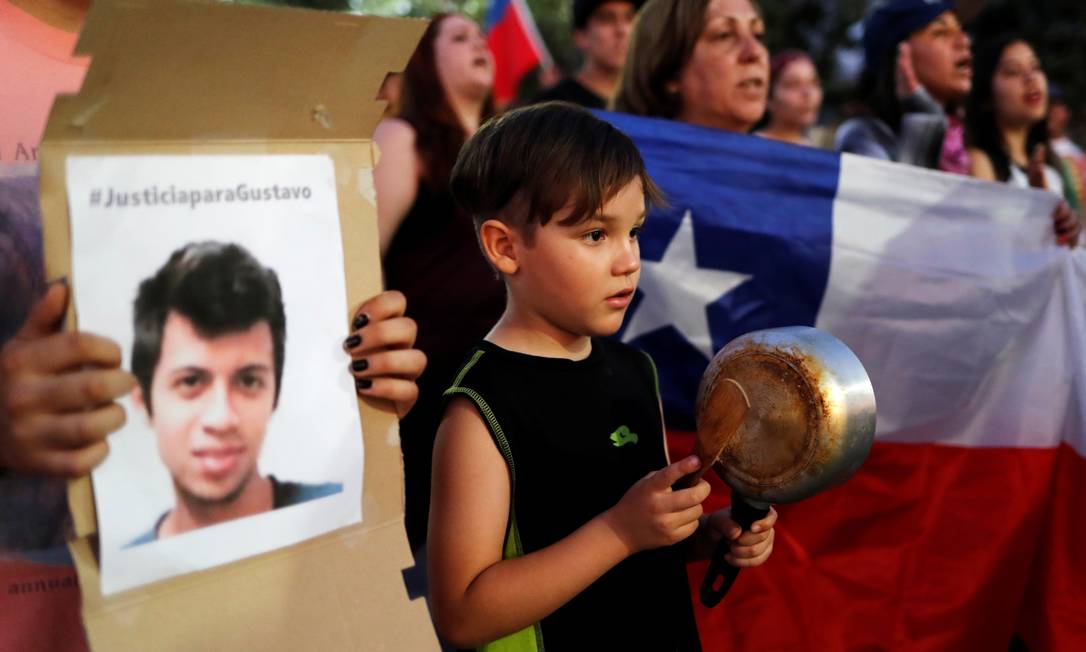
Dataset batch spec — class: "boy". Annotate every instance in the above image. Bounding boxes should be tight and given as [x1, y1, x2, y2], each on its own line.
[429, 102, 777, 650]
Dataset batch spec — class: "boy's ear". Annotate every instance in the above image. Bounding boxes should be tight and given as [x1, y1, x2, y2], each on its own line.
[479, 219, 520, 275]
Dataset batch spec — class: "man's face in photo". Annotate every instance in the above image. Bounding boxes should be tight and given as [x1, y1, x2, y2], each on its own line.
[140, 311, 277, 507]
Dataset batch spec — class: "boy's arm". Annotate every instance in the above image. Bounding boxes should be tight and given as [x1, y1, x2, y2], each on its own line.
[646, 353, 778, 566]
[428, 397, 708, 649]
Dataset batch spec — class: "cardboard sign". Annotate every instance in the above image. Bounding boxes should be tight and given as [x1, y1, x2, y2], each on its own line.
[39, 0, 437, 648]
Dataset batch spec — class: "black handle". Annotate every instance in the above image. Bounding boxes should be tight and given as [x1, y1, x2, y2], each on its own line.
[699, 495, 770, 607]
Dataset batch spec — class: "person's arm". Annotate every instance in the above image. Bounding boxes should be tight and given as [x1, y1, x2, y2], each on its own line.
[1027, 145, 1083, 248]
[373, 118, 420, 258]
[968, 147, 997, 181]
[645, 375, 776, 567]
[835, 119, 894, 160]
[428, 397, 709, 648]
[889, 42, 947, 168]
[0, 282, 135, 476]
[970, 145, 1082, 248]
[343, 290, 426, 418]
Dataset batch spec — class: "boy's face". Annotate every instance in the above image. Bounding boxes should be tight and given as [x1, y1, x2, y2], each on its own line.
[513, 178, 646, 339]
[137, 312, 277, 507]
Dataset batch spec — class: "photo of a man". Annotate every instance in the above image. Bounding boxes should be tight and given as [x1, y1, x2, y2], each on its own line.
[126, 241, 341, 546]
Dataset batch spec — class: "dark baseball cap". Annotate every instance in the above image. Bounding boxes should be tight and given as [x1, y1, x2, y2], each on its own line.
[572, 0, 643, 29]
[862, 0, 955, 71]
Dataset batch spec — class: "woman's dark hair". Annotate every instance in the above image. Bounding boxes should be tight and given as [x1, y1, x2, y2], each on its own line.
[860, 52, 907, 133]
[613, 0, 710, 119]
[966, 34, 1056, 183]
[398, 14, 495, 191]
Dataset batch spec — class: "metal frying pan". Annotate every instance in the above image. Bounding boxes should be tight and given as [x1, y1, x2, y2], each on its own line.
[688, 326, 877, 607]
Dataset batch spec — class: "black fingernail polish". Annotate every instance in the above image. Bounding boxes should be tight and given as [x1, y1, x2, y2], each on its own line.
[351, 358, 369, 372]
[343, 334, 361, 349]
[355, 378, 372, 390]
[352, 313, 369, 330]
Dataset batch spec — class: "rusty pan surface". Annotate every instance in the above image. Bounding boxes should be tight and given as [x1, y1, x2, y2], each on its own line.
[695, 326, 876, 504]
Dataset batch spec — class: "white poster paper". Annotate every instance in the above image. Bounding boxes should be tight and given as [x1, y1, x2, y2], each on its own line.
[67, 155, 364, 595]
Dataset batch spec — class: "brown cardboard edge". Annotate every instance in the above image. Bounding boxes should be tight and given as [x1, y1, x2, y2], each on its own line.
[42, 139, 437, 651]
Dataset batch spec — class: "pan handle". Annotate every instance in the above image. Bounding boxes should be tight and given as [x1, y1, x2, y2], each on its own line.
[699, 495, 770, 607]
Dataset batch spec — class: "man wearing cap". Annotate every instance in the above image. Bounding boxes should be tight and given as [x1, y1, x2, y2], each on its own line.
[531, 0, 640, 109]
[835, 0, 972, 171]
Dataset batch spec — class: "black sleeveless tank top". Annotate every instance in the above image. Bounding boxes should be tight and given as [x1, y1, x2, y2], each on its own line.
[444, 338, 701, 651]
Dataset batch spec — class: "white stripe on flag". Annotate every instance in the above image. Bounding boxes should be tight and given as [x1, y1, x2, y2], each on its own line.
[817, 154, 1077, 450]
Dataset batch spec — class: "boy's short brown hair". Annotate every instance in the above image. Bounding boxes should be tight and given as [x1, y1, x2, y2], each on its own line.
[450, 102, 663, 240]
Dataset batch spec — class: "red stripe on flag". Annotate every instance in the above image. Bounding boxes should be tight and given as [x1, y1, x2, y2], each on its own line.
[487, 7, 542, 105]
[1017, 442, 1086, 650]
[667, 431, 1077, 650]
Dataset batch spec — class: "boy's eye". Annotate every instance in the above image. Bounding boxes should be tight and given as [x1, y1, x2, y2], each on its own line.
[584, 229, 605, 243]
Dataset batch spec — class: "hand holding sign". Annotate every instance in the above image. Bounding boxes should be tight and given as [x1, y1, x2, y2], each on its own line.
[0, 281, 134, 477]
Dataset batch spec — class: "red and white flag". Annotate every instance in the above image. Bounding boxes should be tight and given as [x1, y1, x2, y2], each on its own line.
[484, 0, 552, 106]
[599, 111, 1086, 650]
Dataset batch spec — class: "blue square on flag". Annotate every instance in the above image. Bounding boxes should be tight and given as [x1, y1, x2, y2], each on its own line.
[597, 111, 839, 429]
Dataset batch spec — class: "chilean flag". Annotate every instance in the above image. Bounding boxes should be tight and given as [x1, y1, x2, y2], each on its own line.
[485, 0, 552, 106]
[598, 110, 1086, 650]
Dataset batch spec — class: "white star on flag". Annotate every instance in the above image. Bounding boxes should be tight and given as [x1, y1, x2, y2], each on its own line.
[622, 209, 752, 359]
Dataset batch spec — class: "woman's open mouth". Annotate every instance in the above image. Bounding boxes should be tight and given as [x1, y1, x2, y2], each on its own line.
[738, 78, 765, 92]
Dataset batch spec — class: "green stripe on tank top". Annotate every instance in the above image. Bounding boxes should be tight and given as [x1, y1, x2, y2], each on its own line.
[445, 353, 545, 652]
[641, 351, 661, 401]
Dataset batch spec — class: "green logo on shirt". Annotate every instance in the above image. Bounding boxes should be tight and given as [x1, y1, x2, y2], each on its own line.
[610, 425, 639, 447]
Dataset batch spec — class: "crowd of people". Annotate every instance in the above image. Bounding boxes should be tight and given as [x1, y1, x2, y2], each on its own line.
[375, 0, 1085, 603]
[2, 0, 1085, 650]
